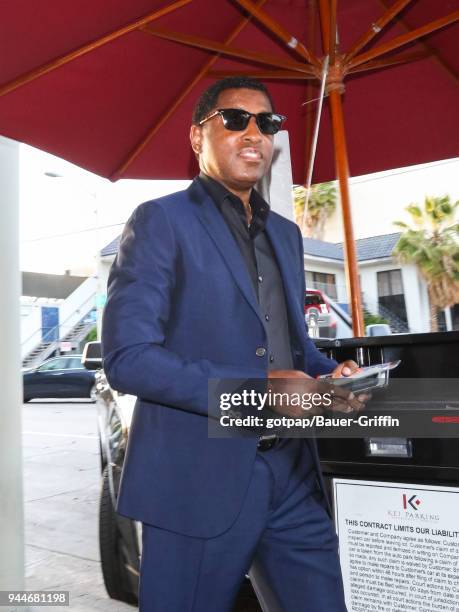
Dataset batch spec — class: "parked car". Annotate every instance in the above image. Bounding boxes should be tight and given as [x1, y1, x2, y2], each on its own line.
[82, 342, 260, 609]
[23, 354, 96, 402]
[304, 289, 337, 339]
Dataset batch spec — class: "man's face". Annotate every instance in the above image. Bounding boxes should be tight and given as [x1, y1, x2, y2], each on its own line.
[190, 88, 275, 193]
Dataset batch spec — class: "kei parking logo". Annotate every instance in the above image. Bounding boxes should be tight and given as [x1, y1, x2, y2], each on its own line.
[403, 493, 421, 510]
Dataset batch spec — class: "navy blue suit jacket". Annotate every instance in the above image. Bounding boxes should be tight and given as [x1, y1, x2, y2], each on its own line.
[102, 179, 337, 538]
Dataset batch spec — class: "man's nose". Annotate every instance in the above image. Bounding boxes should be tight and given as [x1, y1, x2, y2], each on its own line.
[242, 116, 262, 140]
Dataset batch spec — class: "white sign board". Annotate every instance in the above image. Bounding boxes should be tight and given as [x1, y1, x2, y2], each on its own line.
[256, 130, 295, 222]
[334, 478, 459, 612]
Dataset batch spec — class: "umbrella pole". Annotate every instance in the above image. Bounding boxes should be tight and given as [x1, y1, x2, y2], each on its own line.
[328, 89, 364, 336]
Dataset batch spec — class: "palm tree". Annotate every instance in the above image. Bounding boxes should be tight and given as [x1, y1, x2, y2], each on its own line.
[294, 182, 337, 239]
[392, 195, 459, 332]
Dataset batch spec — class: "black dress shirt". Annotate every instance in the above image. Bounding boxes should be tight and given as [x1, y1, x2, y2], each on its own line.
[198, 173, 294, 370]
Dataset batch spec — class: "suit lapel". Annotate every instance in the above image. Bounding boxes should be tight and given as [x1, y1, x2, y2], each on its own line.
[188, 181, 264, 327]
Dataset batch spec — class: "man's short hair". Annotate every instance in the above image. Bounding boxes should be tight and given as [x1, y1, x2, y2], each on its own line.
[192, 76, 275, 125]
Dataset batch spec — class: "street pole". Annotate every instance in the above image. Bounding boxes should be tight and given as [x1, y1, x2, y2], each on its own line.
[0, 137, 24, 591]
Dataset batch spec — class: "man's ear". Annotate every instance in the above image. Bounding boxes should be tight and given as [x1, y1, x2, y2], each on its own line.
[190, 125, 203, 158]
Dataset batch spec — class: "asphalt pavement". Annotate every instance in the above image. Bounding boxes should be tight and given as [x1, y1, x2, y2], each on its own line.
[23, 400, 134, 612]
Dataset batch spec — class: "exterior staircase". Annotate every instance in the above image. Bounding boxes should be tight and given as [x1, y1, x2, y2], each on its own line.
[374, 302, 410, 334]
[21, 277, 98, 369]
[22, 309, 96, 369]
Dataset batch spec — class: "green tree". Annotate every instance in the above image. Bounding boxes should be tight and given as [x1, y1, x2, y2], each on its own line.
[392, 195, 459, 332]
[364, 310, 388, 328]
[83, 326, 98, 343]
[294, 182, 337, 239]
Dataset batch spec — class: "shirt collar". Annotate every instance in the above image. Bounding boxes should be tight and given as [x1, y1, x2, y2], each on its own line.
[198, 172, 270, 236]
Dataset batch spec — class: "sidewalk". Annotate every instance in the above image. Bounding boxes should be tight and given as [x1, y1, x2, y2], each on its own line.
[23, 400, 133, 612]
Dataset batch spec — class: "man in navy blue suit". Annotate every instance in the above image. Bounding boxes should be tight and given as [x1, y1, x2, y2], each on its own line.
[102, 76, 365, 611]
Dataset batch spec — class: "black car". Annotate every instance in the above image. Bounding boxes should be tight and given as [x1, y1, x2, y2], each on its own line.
[82, 341, 260, 610]
[23, 354, 96, 402]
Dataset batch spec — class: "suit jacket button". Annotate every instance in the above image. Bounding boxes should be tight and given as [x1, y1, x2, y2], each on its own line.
[256, 347, 266, 357]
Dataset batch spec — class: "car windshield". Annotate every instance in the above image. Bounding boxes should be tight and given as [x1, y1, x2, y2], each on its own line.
[68, 358, 84, 369]
[305, 294, 323, 306]
[37, 356, 83, 371]
[38, 358, 68, 371]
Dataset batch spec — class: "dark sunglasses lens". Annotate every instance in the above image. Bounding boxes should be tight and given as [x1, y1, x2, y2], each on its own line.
[221, 109, 250, 131]
[219, 109, 285, 134]
[257, 113, 283, 135]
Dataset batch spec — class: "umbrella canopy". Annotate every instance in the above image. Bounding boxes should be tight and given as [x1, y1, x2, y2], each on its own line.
[0, 0, 457, 182]
[1, 0, 458, 334]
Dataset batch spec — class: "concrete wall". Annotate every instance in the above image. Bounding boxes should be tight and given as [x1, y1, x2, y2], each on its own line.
[401, 263, 430, 333]
[0, 136, 24, 592]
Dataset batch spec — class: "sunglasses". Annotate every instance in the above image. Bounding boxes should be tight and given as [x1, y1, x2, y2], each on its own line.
[199, 108, 286, 135]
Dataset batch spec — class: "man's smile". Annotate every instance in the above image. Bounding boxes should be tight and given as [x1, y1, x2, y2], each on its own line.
[238, 147, 263, 161]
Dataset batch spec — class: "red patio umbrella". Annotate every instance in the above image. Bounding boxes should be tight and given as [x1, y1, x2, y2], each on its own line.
[1, 0, 458, 334]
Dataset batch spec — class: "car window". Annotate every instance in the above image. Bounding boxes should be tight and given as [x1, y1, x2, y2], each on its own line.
[38, 358, 68, 371]
[67, 357, 84, 369]
[305, 294, 323, 307]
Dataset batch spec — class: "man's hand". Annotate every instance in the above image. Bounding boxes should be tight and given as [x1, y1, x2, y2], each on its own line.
[267, 369, 368, 417]
[330, 359, 361, 378]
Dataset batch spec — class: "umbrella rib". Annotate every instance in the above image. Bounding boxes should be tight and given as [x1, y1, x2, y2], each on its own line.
[318, 0, 331, 56]
[232, 0, 320, 68]
[302, 0, 319, 185]
[344, 0, 413, 63]
[377, 0, 458, 85]
[0, 0, 192, 98]
[348, 49, 430, 74]
[328, 0, 337, 65]
[349, 10, 459, 70]
[142, 27, 313, 74]
[208, 70, 315, 80]
[110, 0, 274, 179]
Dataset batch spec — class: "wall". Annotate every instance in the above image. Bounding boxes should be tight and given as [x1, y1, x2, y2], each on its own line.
[304, 257, 347, 302]
[0, 136, 24, 591]
[20, 277, 97, 358]
[323, 159, 459, 243]
[359, 261, 430, 333]
[305, 255, 432, 334]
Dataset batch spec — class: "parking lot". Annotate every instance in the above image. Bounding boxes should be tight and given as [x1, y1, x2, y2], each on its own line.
[23, 400, 134, 612]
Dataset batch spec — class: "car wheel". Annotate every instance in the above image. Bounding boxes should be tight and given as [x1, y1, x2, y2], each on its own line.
[98, 435, 107, 473]
[99, 467, 137, 604]
[89, 384, 97, 402]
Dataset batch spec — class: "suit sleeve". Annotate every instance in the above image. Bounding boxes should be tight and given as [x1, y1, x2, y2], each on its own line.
[101, 201, 266, 418]
[296, 226, 338, 377]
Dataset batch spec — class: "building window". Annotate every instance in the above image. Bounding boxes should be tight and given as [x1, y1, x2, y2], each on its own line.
[306, 272, 337, 300]
[377, 269, 408, 323]
[452, 304, 459, 331]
